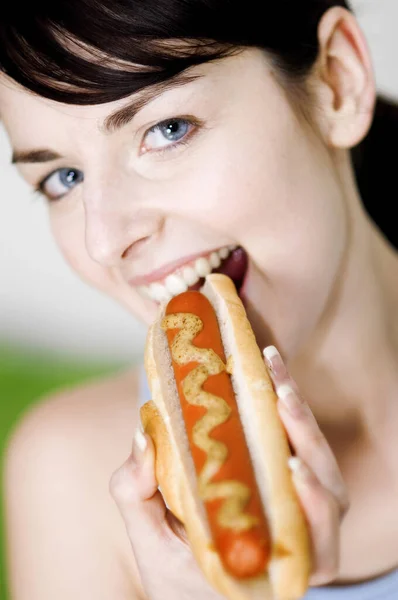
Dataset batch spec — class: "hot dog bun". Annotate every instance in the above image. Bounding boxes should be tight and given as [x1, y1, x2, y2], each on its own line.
[141, 273, 311, 600]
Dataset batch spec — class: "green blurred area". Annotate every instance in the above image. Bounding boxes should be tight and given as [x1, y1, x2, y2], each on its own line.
[0, 342, 122, 600]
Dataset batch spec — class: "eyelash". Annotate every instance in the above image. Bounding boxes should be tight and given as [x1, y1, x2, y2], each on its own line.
[34, 116, 202, 201]
[33, 181, 52, 200]
[148, 135, 190, 157]
[33, 169, 82, 202]
[140, 116, 202, 157]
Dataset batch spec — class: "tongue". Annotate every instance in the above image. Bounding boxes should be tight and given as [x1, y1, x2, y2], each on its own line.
[215, 247, 248, 288]
[190, 247, 248, 292]
[189, 248, 247, 292]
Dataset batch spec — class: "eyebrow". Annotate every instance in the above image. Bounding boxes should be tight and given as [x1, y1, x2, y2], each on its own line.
[11, 74, 199, 163]
[11, 149, 62, 165]
[102, 74, 198, 134]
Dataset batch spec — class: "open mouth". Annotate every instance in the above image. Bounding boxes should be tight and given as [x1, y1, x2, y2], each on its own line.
[137, 246, 249, 304]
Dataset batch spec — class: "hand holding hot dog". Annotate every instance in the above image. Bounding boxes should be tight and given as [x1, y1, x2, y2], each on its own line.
[110, 432, 225, 600]
[263, 346, 350, 587]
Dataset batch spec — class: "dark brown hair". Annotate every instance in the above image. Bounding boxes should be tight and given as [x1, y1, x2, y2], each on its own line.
[0, 0, 396, 247]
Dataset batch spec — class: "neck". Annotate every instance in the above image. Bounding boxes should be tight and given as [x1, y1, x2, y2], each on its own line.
[290, 160, 398, 444]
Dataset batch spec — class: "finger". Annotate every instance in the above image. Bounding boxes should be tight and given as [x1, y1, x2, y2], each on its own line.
[110, 428, 186, 552]
[264, 346, 349, 518]
[110, 428, 188, 547]
[288, 457, 341, 586]
[277, 384, 349, 516]
[110, 429, 164, 536]
[263, 345, 300, 391]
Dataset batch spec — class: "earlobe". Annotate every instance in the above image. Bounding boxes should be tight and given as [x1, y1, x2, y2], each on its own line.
[314, 7, 376, 149]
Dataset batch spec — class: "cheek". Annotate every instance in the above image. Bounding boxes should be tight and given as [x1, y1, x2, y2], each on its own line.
[237, 138, 348, 353]
[171, 110, 346, 270]
[171, 110, 348, 352]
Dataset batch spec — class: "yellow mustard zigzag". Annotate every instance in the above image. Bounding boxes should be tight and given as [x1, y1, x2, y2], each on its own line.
[162, 313, 258, 532]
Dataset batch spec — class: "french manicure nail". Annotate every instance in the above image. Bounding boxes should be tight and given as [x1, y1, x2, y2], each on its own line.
[288, 456, 312, 483]
[263, 345, 280, 368]
[263, 345, 287, 380]
[277, 384, 303, 417]
[132, 428, 147, 462]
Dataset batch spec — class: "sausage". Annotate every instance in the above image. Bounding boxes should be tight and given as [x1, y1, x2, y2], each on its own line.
[162, 291, 271, 579]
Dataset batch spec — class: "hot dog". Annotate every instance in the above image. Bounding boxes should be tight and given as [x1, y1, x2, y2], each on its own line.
[141, 274, 311, 600]
[164, 291, 270, 579]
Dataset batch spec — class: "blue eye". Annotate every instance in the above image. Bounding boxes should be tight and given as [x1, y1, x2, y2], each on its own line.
[40, 167, 84, 201]
[159, 120, 189, 142]
[142, 118, 193, 152]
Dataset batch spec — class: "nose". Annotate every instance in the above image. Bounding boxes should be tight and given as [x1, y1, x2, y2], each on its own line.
[83, 187, 162, 267]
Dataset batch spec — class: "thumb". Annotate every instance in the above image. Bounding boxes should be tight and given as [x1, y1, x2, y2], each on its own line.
[110, 428, 168, 549]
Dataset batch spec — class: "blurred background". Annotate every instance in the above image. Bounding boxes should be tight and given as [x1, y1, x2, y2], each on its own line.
[1, 1, 398, 598]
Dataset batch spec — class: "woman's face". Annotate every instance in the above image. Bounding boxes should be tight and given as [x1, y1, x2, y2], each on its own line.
[0, 49, 348, 355]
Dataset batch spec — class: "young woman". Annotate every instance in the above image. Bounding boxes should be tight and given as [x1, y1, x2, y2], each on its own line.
[2, 1, 398, 598]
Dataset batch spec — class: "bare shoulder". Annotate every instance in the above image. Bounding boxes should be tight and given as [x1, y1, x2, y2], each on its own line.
[5, 367, 142, 485]
[4, 367, 146, 600]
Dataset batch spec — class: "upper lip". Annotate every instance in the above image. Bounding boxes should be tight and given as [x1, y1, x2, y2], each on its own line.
[128, 247, 224, 287]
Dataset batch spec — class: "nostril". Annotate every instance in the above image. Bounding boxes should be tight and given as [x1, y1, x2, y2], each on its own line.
[122, 236, 151, 260]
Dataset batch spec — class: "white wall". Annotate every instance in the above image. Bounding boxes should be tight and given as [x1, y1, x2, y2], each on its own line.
[1, 0, 397, 362]
[352, 0, 398, 98]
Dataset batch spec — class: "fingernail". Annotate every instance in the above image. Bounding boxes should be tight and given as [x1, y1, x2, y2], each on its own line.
[277, 384, 303, 418]
[263, 345, 288, 380]
[132, 428, 147, 463]
[288, 457, 313, 483]
[263, 345, 279, 371]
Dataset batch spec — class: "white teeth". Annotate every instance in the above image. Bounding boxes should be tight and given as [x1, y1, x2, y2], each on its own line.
[209, 251, 221, 269]
[182, 266, 200, 286]
[165, 274, 188, 295]
[149, 282, 171, 303]
[219, 247, 230, 260]
[138, 244, 239, 303]
[195, 257, 212, 278]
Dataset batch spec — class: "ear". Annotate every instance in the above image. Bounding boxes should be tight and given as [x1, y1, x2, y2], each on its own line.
[312, 7, 376, 148]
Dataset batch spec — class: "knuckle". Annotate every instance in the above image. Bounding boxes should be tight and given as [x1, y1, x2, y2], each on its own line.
[310, 495, 332, 526]
[311, 547, 340, 586]
[308, 487, 339, 527]
[109, 463, 138, 505]
[339, 494, 351, 519]
[311, 563, 339, 586]
[308, 426, 327, 449]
